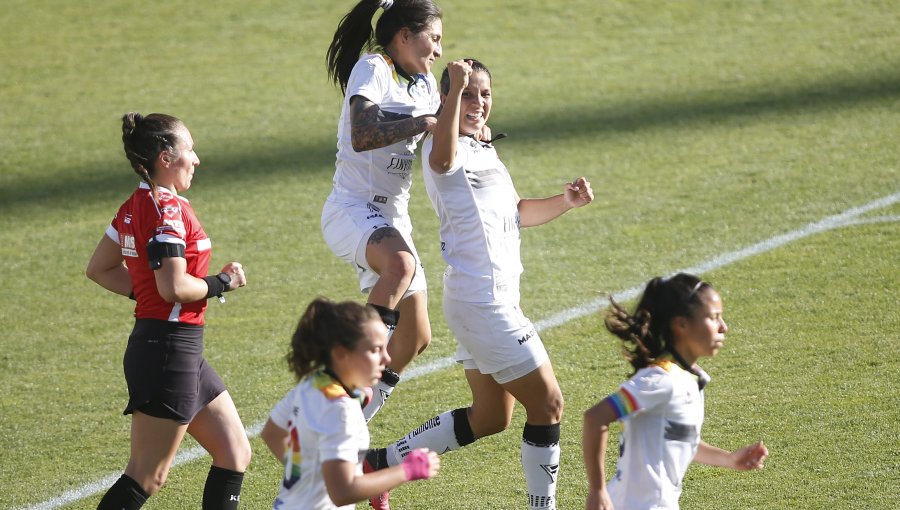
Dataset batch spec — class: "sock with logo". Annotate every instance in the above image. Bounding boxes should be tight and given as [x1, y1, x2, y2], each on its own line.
[362, 367, 400, 422]
[202, 465, 244, 510]
[384, 408, 476, 466]
[521, 423, 560, 510]
[96, 474, 149, 510]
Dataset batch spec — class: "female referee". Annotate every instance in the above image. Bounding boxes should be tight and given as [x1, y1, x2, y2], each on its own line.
[582, 274, 768, 510]
[321, 0, 445, 423]
[86, 113, 250, 509]
[364, 59, 594, 510]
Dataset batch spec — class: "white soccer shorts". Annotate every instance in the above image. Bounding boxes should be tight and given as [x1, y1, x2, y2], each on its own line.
[321, 200, 426, 297]
[444, 297, 549, 384]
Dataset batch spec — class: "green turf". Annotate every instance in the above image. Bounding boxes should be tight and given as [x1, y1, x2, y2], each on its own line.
[1, 0, 898, 508]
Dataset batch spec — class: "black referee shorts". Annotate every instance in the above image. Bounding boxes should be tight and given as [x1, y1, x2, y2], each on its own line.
[123, 319, 226, 424]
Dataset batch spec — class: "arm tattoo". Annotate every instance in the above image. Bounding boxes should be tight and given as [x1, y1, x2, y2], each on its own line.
[350, 97, 432, 152]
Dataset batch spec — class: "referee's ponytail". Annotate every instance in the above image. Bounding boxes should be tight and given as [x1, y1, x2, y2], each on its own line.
[287, 297, 382, 380]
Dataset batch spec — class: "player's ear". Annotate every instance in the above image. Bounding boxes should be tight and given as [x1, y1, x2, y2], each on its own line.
[157, 151, 172, 168]
[670, 315, 689, 338]
[331, 345, 350, 364]
[398, 27, 412, 45]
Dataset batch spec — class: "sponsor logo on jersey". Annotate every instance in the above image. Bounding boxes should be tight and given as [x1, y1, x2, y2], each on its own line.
[161, 204, 180, 218]
[120, 234, 138, 257]
[373, 195, 388, 204]
[664, 420, 698, 442]
[503, 215, 519, 233]
[123, 214, 132, 225]
[386, 151, 415, 179]
[160, 219, 186, 237]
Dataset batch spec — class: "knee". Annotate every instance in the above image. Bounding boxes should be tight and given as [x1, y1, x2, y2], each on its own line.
[547, 391, 564, 423]
[127, 469, 168, 496]
[229, 438, 253, 472]
[234, 440, 252, 472]
[211, 436, 252, 472]
[381, 250, 417, 282]
[416, 329, 431, 353]
[529, 390, 564, 424]
[471, 409, 511, 438]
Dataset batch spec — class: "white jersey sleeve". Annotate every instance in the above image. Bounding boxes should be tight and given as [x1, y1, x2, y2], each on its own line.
[346, 55, 390, 106]
[607, 365, 674, 420]
[269, 386, 298, 430]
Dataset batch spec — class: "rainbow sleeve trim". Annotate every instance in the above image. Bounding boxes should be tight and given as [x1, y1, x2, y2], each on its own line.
[606, 387, 640, 419]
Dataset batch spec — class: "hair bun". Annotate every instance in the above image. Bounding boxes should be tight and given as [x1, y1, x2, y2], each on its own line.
[121, 112, 143, 138]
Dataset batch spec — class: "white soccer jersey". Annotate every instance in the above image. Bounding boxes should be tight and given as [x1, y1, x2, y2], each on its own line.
[604, 360, 706, 510]
[270, 372, 368, 510]
[422, 135, 523, 303]
[326, 52, 440, 219]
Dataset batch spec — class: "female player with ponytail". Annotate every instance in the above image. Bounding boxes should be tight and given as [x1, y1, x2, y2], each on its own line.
[320, 0, 445, 423]
[260, 298, 439, 510]
[86, 113, 250, 509]
[582, 273, 769, 510]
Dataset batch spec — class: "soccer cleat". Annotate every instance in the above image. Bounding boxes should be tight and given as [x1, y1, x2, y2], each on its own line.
[363, 456, 390, 510]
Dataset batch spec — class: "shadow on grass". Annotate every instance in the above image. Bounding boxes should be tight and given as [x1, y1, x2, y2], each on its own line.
[3, 66, 899, 213]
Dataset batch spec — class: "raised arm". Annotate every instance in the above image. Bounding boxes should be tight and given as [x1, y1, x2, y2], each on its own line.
[429, 60, 472, 173]
[518, 176, 594, 228]
[349, 96, 437, 152]
[582, 399, 618, 510]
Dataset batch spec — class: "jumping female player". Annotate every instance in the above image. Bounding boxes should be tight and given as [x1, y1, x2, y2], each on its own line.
[582, 274, 769, 510]
[321, 0, 445, 423]
[364, 59, 594, 510]
[86, 113, 250, 509]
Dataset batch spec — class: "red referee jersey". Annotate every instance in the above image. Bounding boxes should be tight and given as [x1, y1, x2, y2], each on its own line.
[106, 183, 212, 324]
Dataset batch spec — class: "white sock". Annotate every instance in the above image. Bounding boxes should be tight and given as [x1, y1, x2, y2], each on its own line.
[362, 368, 399, 422]
[522, 423, 560, 510]
[385, 409, 475, 466]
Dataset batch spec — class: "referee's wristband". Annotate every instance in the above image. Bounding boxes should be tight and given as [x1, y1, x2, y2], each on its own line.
[202, 275, 227, 299]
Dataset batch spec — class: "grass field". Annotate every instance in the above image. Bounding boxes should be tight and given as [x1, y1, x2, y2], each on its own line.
[1, 0, 898, 509]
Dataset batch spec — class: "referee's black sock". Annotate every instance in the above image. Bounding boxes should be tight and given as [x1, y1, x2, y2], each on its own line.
[96, 474, 148, 510]
[202, 465, 244, 510]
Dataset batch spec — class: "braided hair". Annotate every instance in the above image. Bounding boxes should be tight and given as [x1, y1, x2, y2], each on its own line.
[121, 112, 183, 204]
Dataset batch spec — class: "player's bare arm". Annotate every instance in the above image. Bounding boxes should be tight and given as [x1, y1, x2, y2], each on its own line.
[349, 96, 436, 152]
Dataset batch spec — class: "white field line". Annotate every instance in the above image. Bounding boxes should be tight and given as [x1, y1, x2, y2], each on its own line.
[20, 191, 900, 510]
